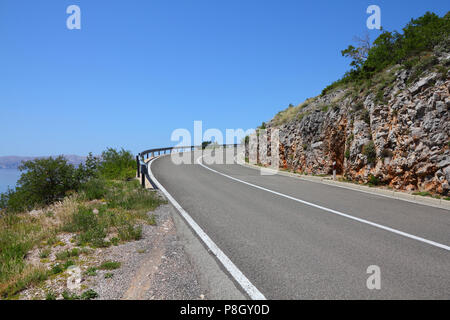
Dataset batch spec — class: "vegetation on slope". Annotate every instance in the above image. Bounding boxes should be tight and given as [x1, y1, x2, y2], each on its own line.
[323, 11, 449, 95]
[271, 11, 449, 127]
[0, 148, 164, 299]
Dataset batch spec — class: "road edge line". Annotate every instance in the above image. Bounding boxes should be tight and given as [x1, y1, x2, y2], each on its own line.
[237, 157, 450, 212]
[147, 155, 267, 300]
[198, 155, 450, 252]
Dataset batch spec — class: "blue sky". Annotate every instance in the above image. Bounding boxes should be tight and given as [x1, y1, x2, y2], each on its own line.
[0, 0, 448, 156]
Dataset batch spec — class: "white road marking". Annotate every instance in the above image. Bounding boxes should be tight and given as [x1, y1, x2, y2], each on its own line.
[235, 156, 450, 212]
[147, 156, 267, 300]
[197, 156, 450, 252]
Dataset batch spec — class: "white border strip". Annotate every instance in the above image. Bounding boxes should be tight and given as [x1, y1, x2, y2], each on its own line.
[148, 156, 267, 300]
[197, 156, 450, 252]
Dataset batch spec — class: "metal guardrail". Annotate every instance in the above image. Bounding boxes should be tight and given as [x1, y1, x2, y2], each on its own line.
[137, 144, 240, 189]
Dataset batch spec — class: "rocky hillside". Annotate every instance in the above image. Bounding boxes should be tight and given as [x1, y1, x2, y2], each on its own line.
[258, 44, 450, 195]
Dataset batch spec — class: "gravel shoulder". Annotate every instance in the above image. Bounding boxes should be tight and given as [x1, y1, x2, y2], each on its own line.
[92, 189, 246, 300]
[20, 188, 246, 300]
[92, 198, 207, 300]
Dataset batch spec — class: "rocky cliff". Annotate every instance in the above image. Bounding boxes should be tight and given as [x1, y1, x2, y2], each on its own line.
[259, 49, 450, 195]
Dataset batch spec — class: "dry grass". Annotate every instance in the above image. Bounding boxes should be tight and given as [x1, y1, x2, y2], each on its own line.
[272, 98, 316, 126]
[0, 180, 163, 299]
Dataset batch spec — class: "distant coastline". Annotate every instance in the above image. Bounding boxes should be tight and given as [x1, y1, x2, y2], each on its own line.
[0, 155, 86, 169]
[0, 168, 22, 193]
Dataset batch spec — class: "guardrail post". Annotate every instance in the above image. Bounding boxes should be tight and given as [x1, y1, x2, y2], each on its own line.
[136, 155, 140, 178]
[141, 165, 145, 188]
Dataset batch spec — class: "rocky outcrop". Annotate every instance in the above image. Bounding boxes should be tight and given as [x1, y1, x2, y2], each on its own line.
[259, 55, 450, 195]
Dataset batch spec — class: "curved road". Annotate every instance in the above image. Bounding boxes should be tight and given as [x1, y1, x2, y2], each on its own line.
[150, 149, 450, 299]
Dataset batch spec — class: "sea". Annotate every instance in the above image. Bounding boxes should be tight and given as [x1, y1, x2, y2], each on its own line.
[0, 168, 21, 193]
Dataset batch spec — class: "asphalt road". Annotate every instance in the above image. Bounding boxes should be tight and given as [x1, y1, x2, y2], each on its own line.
[151, 149, 450, 299]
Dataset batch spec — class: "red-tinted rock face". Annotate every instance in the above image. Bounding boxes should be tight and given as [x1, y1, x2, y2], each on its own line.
[260, 62, 450, 195]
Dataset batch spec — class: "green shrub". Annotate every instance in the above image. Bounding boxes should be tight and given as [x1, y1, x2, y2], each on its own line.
[63, 288, 99, 300]
[106, 183, 162, 212]
[363, 141, 377, 165]
[1, 157, 81, 213]
[412, 191, 432, 197]
[98, 148, 136, 180]
[64, 207, 98, 233]
[0, 227, 35, 287]
[80, 178, 108, 201]
[345, 149, 350, 159]
[110, 237, 120, 246]
[62, 290, 80, 300]
[77, 227, 108, 248]
[99, 261, 121, 270]
[46, 291, 57, 300]
[63, 206, 108, 248]
[85, 267, 97, 276]
[63, 260, 75, 269]
[117, 223, 142, 241]
[324, 12, 449, 93]
[375, 88, 387, 104]
[81, 289, 99, 300]
[368, 175, 380, 186]
[51, 263, 64, 275]
[39, 248, 51, 259]
[1, 268, 48, 298]
[77, 153, 101, 182]
[55, 248, 80, 261]
[19, 157, 80, 206]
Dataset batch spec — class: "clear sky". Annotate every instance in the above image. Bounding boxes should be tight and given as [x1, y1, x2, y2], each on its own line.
[1, 0, 448, 156]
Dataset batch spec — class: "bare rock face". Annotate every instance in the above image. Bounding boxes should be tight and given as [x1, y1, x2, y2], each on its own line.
[261, 61, 450, 195]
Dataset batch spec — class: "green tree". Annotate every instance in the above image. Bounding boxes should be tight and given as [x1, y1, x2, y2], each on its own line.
[334, 11, 450, 87]
[5, 156, 80, 212]
[76, 152, 101, 183]
[98, 148, 136, 180]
